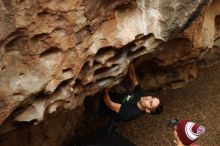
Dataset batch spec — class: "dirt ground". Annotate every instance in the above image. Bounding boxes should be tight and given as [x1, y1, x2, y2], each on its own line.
[72, 64, 220, 146]
[118, 65, 220, 146]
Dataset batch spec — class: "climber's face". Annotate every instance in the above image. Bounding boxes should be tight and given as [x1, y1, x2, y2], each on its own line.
[140, 96, 160, 113]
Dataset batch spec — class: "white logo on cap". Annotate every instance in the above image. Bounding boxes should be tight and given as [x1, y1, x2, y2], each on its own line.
[185, 122, 199, 141]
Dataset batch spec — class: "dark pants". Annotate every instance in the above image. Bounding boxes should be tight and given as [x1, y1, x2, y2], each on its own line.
[84, 91, 128, 133]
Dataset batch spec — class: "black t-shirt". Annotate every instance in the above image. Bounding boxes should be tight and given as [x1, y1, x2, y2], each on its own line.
[116, 85, 148, 121]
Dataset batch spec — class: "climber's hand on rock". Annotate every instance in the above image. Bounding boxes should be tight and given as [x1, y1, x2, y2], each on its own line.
[128, 64, 138, 87]
[128, 64, 135, 79]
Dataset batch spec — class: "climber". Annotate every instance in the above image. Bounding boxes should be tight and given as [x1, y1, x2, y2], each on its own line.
[173, 119, 206, 146]
[102, 64, 163, 121]
[101, 64, 163, 132]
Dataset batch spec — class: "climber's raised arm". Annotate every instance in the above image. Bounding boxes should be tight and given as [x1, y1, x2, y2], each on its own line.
[128, 64, 139, 88]
[102, 88, 121, 113]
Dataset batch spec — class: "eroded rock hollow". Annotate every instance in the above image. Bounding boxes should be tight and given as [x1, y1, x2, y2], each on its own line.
[0, 0, 220, 145]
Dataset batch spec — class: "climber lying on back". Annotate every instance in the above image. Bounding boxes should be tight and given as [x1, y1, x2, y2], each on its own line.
[102, 64, 163, 121]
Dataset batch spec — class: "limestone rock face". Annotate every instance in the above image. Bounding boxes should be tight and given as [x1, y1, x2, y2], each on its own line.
[137, 0, 220, 90]
[1, 0, 220, 145]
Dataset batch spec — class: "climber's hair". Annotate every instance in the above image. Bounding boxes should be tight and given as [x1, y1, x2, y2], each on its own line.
[150, 100, 163, 115]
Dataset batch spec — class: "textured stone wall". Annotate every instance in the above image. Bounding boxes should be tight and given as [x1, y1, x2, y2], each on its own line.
[136, 0, 220, 90]
[0, 0, 220, 145]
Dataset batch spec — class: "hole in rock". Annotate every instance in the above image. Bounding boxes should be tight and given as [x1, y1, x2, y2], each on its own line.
[94, 64, 117, 75]
[37, 10, 51, 16]
[39, 47, 61, 58]
[18, 73, 24, 76]
[62, 68, 72, 73]
[5, 37, 26, 52]
[81, 61, 90, 71]
[96, 46, 114, 55]
[75, 79, 82, 86]
[31, 33, 48, 41]
[215, 15, 220, 28]
[1, 66, 6, 70]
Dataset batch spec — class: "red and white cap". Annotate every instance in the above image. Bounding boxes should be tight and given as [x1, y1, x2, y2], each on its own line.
[176, 120, 205, 145]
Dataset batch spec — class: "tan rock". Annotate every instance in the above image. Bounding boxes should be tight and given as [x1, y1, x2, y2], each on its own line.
[1, 1, 220, 145]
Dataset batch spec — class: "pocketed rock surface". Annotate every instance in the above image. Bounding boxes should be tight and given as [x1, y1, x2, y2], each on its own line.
[1, 0, 220, 145]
